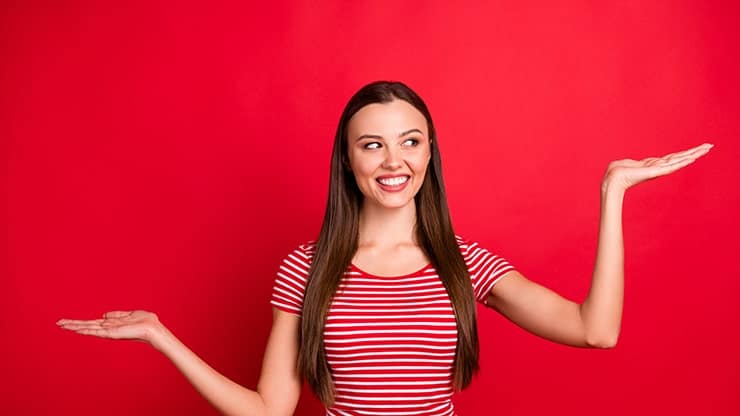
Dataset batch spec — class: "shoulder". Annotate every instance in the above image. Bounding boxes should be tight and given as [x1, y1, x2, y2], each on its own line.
[278, 241, 317, 277]
[454, 235, 484, 258]
[271, 240, 317, 315]
[454, 235, 517, 302]
[454, 234, 514, 275]
[291, 241, 317, 261]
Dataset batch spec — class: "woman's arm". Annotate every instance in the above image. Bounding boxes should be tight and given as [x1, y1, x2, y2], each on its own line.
[485, 143, 713, 348]
[57, 308, 302, 416]
[485, 184, 623, 348]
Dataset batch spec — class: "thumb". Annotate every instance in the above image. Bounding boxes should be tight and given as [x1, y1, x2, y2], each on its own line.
[103, 311, 132, 319]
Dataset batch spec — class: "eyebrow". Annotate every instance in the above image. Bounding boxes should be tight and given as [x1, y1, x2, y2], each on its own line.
[355, 128, 424, 142]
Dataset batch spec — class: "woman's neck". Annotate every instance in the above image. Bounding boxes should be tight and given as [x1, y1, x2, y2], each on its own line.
[357, 201, 418, 247]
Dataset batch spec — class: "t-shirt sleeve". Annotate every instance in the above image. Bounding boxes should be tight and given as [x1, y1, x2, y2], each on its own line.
[269, 242, 315, 316]
[457, 236, 517, 304]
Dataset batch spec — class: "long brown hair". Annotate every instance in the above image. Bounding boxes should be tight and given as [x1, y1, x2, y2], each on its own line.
[298, 81, 478, 406]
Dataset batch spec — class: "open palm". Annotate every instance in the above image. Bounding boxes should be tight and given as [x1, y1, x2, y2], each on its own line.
[604, 143, 713, 191]
[57, 310, 161, 343]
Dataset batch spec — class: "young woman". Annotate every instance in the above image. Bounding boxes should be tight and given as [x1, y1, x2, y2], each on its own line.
[57, 81, 713, 416]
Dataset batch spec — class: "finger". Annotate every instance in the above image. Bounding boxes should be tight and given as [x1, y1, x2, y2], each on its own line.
[651, 144, 708, 165]
[103, 311, 132, 319]
[650, 157, 697, 176]
[667, 143, 710, 157]
[79, 326, 128, 339]
[661, 148, 711, 167]
[662, 143, 713, 161]
[636, 157, 660, 166]
[59, 322, 105, 331]
[670, 145, 711, 161]
[75, 328, 115, 338]
[57, 318, 105, 326]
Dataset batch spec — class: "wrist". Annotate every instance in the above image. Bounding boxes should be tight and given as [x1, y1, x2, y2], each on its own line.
[148, 322, 176, 352]
[601, 177, 627, 197]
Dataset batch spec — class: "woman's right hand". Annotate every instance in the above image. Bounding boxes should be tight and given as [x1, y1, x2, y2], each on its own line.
[57, 310, 164, 346]
[57, 308, 303, 415]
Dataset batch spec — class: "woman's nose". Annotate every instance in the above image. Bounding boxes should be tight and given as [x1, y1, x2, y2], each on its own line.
[381, 147, 403, 169]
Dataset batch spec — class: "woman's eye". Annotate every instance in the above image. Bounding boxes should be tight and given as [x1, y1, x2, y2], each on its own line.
[364, 142, 382, 150]
[403, 138, 419, 146]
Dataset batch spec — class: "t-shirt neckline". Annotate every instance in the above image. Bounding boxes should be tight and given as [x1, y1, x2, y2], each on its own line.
[349, 262, 432, 278]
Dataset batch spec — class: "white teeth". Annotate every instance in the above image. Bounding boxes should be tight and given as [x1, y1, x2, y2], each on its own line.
[377, 176, 409, 186]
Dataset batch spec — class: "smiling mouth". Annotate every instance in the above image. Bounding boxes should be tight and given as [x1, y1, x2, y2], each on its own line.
[376, 176, 410, 186]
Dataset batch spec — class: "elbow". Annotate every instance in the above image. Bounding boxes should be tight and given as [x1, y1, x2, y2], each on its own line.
[585, 332, 619, 349]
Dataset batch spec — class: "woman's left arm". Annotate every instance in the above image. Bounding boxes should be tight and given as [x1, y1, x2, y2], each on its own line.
[486, 143, 713, 348]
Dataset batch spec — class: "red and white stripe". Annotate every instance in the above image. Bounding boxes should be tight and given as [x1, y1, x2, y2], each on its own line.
[270, 237, 515, 415]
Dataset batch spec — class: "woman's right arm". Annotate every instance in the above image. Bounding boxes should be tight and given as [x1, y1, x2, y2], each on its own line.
[57, 308, 302, 416]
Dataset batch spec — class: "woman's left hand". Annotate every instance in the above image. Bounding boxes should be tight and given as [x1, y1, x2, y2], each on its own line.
[603, 143, 713, 192]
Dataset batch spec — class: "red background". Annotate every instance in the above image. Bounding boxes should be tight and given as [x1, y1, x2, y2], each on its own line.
[4, 1, 739, 415]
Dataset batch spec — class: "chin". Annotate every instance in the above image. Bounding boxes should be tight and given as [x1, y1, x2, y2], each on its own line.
[371, 195, 417, 210]
[382, 202, 414, 210]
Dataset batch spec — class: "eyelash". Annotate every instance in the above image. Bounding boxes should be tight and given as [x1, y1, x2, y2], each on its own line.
[364, 138, 419, 150]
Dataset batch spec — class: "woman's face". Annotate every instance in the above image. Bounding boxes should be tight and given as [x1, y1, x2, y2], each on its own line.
[346, 99, 432, 210]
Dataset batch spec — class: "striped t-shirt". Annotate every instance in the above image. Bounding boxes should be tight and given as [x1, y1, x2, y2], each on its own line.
[270, 236, 516, 416]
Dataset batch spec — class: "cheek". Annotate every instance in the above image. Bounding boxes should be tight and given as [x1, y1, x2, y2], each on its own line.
[348, 154, 377, 179]
[412, 152, 432, 173]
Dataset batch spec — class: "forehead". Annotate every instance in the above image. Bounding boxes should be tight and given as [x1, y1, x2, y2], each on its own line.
[347, 100, 428, 138]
